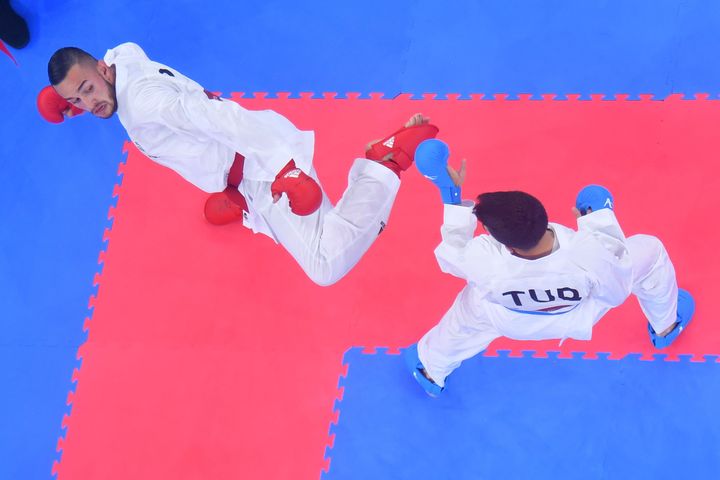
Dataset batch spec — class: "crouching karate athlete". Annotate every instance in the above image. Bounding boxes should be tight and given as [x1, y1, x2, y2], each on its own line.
[37, 43, 438, 286]
[404, 139, 696, 396]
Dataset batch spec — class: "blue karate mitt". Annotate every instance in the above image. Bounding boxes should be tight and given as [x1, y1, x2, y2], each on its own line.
[575, 184, 614, 215]
[415, 139, 461, 205]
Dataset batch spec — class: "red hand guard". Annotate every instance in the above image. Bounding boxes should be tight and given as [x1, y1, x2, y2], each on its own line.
[204, 187, 248, 225]
[270, 160, 322, 216]
[36, 86, 84, 124]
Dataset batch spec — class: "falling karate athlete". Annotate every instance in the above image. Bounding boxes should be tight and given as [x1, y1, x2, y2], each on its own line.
[37, 42, 438, 286]
[405, 139, 696, 397]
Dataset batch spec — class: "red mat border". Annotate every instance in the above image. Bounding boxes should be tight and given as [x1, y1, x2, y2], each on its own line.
[51, 94, 718, 478]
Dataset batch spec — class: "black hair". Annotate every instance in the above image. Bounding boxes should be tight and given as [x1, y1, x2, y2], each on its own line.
[472, 191, 548, 250]
[47, 47, 97, 85]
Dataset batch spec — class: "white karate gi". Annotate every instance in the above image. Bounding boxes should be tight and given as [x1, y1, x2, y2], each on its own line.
[418, 202, 678, 386]
[104, 43, 399, 286]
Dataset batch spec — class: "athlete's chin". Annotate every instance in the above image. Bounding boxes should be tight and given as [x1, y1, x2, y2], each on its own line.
[93, 103, 116, 119]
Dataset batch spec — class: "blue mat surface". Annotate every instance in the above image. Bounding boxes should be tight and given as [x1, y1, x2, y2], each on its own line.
[324, 348, 720, 479]
[0, 346, 79, 479]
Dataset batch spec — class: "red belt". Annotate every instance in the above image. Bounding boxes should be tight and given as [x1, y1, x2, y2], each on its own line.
[228, 152, 245, 188]
[202, 89, 246, 189]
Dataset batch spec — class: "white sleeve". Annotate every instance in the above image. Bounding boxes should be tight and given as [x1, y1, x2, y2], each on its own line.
[132, 80, 300, 172]
[576, 209, 633, 307]
[433, 201, 480, 280]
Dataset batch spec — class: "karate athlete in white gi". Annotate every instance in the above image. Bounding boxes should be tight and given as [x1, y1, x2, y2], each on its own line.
[39, 43, 439, 286]
[405, 139, 696, 397]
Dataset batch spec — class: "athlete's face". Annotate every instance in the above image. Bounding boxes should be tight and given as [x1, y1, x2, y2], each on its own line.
[54, 60, 117, 119]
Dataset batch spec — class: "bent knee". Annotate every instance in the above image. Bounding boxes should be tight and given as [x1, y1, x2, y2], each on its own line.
[627, 234, 674, 286]
[309, 276, 340, 287]
[305, 265, 346, 287]
[627, 234, 667, 260]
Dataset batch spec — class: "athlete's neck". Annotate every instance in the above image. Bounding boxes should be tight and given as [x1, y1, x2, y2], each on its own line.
[510, 229, 555, 260]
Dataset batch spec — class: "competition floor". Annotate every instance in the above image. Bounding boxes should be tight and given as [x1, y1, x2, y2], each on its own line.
[55, 95, 720, 479]
[2, 2, 720, 479]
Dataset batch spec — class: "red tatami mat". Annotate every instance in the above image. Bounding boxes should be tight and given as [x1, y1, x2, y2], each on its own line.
[55, 95, 717, 479]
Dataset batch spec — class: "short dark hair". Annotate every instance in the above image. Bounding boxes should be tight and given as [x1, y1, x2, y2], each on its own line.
[48, 47, 97, 85]
[472, 191, 548, 250]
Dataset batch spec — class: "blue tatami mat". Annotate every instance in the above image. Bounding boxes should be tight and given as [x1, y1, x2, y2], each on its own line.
[324, 348, 720, 479]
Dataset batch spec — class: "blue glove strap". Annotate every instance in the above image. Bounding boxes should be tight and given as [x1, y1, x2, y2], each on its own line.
[415, 139, 462, 205]
[439, 185, 462, 204]
[575, 184, 614, 215]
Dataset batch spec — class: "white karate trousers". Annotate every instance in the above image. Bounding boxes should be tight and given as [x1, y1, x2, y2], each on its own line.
[239, 158, 400, 286]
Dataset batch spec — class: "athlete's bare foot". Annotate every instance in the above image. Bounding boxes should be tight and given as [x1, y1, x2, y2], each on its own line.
[405, 113, 430, 128]
[420, 367, 440, 386]
[657, 322, 678, 337]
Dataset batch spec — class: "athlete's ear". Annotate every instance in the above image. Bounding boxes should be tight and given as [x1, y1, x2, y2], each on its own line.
[97, 60, 113, 82]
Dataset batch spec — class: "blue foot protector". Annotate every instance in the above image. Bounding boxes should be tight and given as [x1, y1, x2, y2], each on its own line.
[403, 343, 444, 397]
[649, 288, 696, 349]
[575, 184, 614, 215]
[414, 139, 461, 205]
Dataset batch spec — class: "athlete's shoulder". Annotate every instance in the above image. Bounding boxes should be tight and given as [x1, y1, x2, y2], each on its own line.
[466, 233, 505, 257]
[104, 42, 149, 64]
[455, 234, 506, 284]
[118, 56, 186, 116]
[122, 76, 179, 119]
[548, 221, 575, 235]
[546, 221, 576, 246]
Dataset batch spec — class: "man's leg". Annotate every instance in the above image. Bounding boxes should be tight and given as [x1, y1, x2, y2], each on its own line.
[243, 114, 437, 286]
[246, 159, 400, 286]
[416, 287, 501, 388]
[627, 234, 679, 334]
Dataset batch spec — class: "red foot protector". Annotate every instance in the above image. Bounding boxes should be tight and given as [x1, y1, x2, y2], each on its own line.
[54, 94, 718, 480]
[366, 123, 439, 172]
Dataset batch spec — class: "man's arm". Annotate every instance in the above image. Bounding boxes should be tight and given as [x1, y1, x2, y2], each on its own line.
[576, 208, 633, 307]
[418, 141, 477, 280]
[573, 185, 633, 307]
[132, 80, 302, 168]
[434, 201, 481, 280]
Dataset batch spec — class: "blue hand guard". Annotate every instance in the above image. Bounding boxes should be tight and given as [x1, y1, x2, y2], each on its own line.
[414, 139, 461, 205]
[575, 184, 614, 215]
